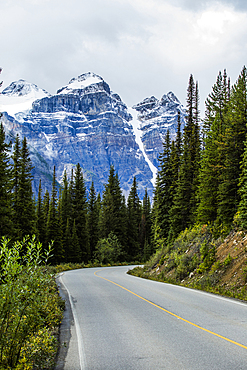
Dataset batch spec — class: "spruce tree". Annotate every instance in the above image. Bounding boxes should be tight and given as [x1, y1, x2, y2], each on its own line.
[36, 179, 45, 245]
[100, 165, 127, 250]
[140, 189, 152, 260]
[71, 163, 89, 262]
[169, 74, 201, 239]
[152, 130, 173, 246]
[13, 137, 35, 239]
[217, 66, 247, 227]
[88, 181, 100, 260]
[46, 166, 63, 263]
[0, 123, 13, 238]
[127, 177, 142, 260]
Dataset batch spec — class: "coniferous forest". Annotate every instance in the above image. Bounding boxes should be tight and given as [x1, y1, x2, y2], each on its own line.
[1, 66, 247, 266]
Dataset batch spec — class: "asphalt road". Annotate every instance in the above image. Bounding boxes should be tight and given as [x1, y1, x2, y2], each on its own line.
[57, 266, 247, 370]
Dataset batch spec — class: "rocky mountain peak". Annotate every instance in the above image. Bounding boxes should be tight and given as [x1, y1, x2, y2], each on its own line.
[1, 79, 49, 97]
[56, 72, 108, 95]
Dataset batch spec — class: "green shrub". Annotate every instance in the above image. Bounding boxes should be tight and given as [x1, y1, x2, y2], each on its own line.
[0, 236, 63, 369]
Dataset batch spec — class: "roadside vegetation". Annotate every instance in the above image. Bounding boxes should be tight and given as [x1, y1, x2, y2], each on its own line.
[128, 224, 247, 302]
[0, 236, 64, 370]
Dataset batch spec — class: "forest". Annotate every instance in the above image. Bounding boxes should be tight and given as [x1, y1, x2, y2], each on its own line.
[1, 66, 247, 266]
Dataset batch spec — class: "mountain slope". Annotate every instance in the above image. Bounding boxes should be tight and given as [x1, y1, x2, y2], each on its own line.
[0, 73, 185, 198]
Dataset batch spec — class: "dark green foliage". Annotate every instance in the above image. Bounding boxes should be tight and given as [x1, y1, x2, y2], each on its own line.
[100, 165, 127, 248]
[0, 123, 13, 238]
[36, 180, 45, 246]
[127, 177, 142, 259]
[140, 189, 152, 260]
[95, 232, 122, 264]
[46, 166, 63, 263]
[169, 74, 201, 240]
[70, 163, 89, 262]
[88, 182, 100, 260]
[12, 136, 36, 239]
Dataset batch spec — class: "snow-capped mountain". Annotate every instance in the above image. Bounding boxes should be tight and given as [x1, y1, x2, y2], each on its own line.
[0, 79, 50, 117]
[132, 92, 186, 168]
[0, 73, 185, 198]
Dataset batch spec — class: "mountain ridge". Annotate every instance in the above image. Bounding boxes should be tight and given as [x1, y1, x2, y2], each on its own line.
[0, 72, 186, 198]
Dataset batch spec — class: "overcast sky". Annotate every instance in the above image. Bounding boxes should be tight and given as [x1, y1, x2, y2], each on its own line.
[1, 0, 247, 115]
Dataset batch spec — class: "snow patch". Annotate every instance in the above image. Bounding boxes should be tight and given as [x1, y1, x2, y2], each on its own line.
[129, 108, 157, 186]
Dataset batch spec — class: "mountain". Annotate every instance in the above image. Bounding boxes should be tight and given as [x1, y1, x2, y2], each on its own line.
[0, 73, 185, 199]
[132, 92, 186, 168]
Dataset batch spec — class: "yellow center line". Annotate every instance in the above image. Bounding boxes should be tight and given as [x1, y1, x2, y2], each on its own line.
[94, 270, 247, 350]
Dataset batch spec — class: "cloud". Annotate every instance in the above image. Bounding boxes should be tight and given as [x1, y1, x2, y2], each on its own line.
[1, 0, 247, 113]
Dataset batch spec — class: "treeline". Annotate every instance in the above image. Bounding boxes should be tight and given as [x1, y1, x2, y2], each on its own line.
[152, 66, 247, 249]
[0, 128, 152, 263]
[1, 66, 247, 265]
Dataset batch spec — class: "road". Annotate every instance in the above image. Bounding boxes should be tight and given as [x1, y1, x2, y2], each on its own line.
[56, 266, 247, 370]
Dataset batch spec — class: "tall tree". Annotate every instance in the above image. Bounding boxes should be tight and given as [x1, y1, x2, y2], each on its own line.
[36, 179, 45, 246]
[13, 137, 35, 239]
[152, 130, 173, 246]
[169, 74, 201, 239]
[127, 177, 142, 260]
[100, 165, 127, 249]
[217, 66, 247, 226]
[46, 166, 63, 263]
[71, 163, 89, 262]
[88, 181, 100, 260]
[0, 123, 13, 238]
[140, 189, 152, 261]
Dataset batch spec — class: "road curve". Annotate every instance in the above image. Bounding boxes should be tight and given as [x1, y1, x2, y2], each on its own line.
[56, 266, 247, 370]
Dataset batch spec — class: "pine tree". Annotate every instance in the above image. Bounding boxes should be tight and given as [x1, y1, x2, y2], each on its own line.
[88, 181, 100, 260]
[70, 163, 89, 262]
[46, 166, 63, 263]
[13, 137, 35, 239]
[196, 113, 222, 223]
[36, 179, 45, 245]
[69, 219, 82, 263]
[0, 123, 13, 238]
[140, 188, 152, 260]
[238, 138, 247, 229]
[61, 170, 70, 258]
[100, 165, 127, 250]
[169, 75, 201, 239]
[127, 177, 142, 260]
[152, 130, 173, 246]
[12, 135, 21, 234]
[217, 66, 247, 227]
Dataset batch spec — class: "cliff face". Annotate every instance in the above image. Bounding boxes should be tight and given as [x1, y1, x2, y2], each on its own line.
[132, 92, 186, 168]
[0, 72, 185, 199]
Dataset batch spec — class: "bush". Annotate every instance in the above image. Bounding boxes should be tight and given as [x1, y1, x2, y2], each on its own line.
[94, 232, 123, 264]
[0, 236, 63, 369]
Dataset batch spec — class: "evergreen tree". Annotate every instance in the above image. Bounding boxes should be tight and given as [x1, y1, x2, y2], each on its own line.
[169, 75, 201, 239]
[217, 66, 247, 227]
[69, 219, 82, 263]
[71, 163, 89, 262]
[46, 166, 63, 263]
[127, 177, 142, 260]
[12, 135, 21, 234]
[88, 181, 100, 260]
[0, 123, 13, 238]
[152, 130, 173, 246]
[13, 137, 35, 239]
[61, 170, 70, 258]
[140, 189, 152, 261]
[100, 165, 127, 250]
[196, 113, 222, 223]
[36, 179, 45, 245]
[238, 137, 247, 229]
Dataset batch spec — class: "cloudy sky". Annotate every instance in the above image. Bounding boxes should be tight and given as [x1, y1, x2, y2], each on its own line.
[1, 0, 247, 114]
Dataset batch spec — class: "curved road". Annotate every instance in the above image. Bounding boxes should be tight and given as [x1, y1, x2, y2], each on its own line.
[56, 266, 247, 370]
